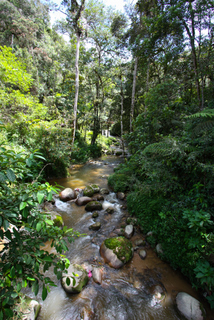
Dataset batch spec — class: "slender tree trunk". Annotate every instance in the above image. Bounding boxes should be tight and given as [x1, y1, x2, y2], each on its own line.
[120, 77, 125, 157]
[130, 57, 138, 132]
[72, 33, 80, 146]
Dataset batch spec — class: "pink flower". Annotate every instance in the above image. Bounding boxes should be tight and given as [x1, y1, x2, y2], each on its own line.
[88, 270, 92, 278]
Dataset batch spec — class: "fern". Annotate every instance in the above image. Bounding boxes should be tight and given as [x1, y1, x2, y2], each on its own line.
[187, 109, 214, 119]
[142, 138, 182, 156]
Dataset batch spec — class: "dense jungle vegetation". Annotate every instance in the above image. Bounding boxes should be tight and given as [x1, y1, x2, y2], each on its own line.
[0, 0, 214, 317]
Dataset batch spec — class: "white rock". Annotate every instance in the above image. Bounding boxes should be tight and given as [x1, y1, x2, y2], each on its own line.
[176, 292, 205, 320]
[124, 225, 134, 239]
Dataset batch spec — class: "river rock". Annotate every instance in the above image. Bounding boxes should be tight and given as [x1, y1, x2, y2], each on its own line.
[61, 264, 89, 294]
[92, 211, 99, 218]
[100, 188, 110, 195]
[91, 184, 100, 193]
[117, 192, 125, 200]
[139, 250, 147, 259]
[76, 196, 92, 206]
[93, 194, 104, 201]
[105, 207, 114, 214]
[100, 237, 133, 269]
[124, 225, 134, 239]
[85, 201, 102, 212]
[16, 296, 40, 320]
[176, 292, 206, 320]
[92, 267, 102, 284]
[89, 222, 101, 231]
[135, 239, 146, 246]
[83, 186, 95, 197]
[59, 188, 76, 202]
[156, 243, 163, 255]
[53, 214, 64, 227]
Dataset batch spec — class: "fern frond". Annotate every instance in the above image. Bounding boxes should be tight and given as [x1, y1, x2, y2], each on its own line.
[186, 109, 214, 119]
[142, 139, 182, 156]
[193, 120, 214, 135]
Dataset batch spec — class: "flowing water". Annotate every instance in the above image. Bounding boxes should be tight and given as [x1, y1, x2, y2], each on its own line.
[28, 156, 213, 320]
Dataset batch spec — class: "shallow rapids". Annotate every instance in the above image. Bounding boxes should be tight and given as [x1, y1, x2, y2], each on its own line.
[25, 156, 212, 320]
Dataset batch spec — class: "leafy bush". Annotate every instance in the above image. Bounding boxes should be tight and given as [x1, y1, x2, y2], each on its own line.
[0, 146, 80, 318]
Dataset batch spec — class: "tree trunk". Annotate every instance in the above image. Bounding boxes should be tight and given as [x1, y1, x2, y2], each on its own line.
[120, 77, 125, 157]
[72, 32, 80, 146]
[130, 57, 138, 132]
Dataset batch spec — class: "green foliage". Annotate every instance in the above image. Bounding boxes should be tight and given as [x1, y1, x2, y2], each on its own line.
[0, 146, 80, 318]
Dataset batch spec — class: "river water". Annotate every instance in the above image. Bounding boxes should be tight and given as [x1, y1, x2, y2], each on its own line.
[32, 156, 212, 320]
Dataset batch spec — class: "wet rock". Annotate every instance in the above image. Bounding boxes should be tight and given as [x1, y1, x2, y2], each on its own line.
[134, 246, 139, 251]
[139, 250, 147, 260]
[61, 264, 89, 294]
[100, 237, 133, 269]
[76, 196, 92, 206]
[92, 211, 99, 218]
[59, 188, 77, 202]
[105, 207, 114, 214]
[117, 192, 125, 200]
[124, 225, 134, 239]
[100, 188, 110, 195]
[135, 239, 146, 246]
[89, 222, 101, 231]
[85, 201, 102, 212]
[176, 292, 206, 320]
[15, 296, 40, 320]
[83, 186, 95, 197]
[92, 194, 104, 201]
[121, 205, 127, 210]
[92, 267, 102, 284]
[126, 217, 138, 225]
[156, 243, 163, 255]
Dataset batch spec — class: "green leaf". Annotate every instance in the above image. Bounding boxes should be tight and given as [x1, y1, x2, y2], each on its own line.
[6, 169, 16, 182]
[0, 310, 3, 320]
[10, 266, 15, 278]
[0, 216, 2, 227]
[0, 172, 7, 183]
[36, 222, 42, 232]
[16, 282, 22, 292]
[3, 219, 9, 231]
[22, 279, 27, 288]
[26, 158, 33, 167]
[43, 256, 53, 262]
[47, 192, 53, 201]
[19, 201, 27, 211]
[66, 277, 71, 286]
[42, 286, 48, 300]
[37, 192, 45, 204]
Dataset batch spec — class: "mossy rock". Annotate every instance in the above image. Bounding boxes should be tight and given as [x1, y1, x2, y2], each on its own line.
[85, 201, 102, 212]
[83, 186, 94, 197]
[14, 295, 41, 320]
[104, 236, 133, 264]
[61, 264, 89, 294]
[92, 211, 99, 218]
[126, 217, 138, 225]
[53, 215, 64, 227]
[90, 184, 100, 193]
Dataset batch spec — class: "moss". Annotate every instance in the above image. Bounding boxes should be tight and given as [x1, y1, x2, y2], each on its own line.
[53, 215, 64, 227]
[104, 237, 133, 263]
[91, 184, 100, 193]
[83, 186, 94, 197]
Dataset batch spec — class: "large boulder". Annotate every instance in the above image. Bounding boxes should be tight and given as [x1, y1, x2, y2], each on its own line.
[85, 201, 102, 212]
[76, 196, 92, 206]
[59, 188, 76, 202]
[61, 264, 89, 294]
[176, 292, 206, 320]
[83, 186, 95, 197]
[100, 237, 133, 269]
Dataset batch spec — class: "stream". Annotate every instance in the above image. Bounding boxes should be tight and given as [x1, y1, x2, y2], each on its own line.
[28, 156, 213, 320]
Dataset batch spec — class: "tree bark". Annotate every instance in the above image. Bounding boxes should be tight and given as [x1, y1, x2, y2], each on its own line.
[72, 32, 80, 146]
[130, 57, 138, 132]
[120, 76, 125, 157]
